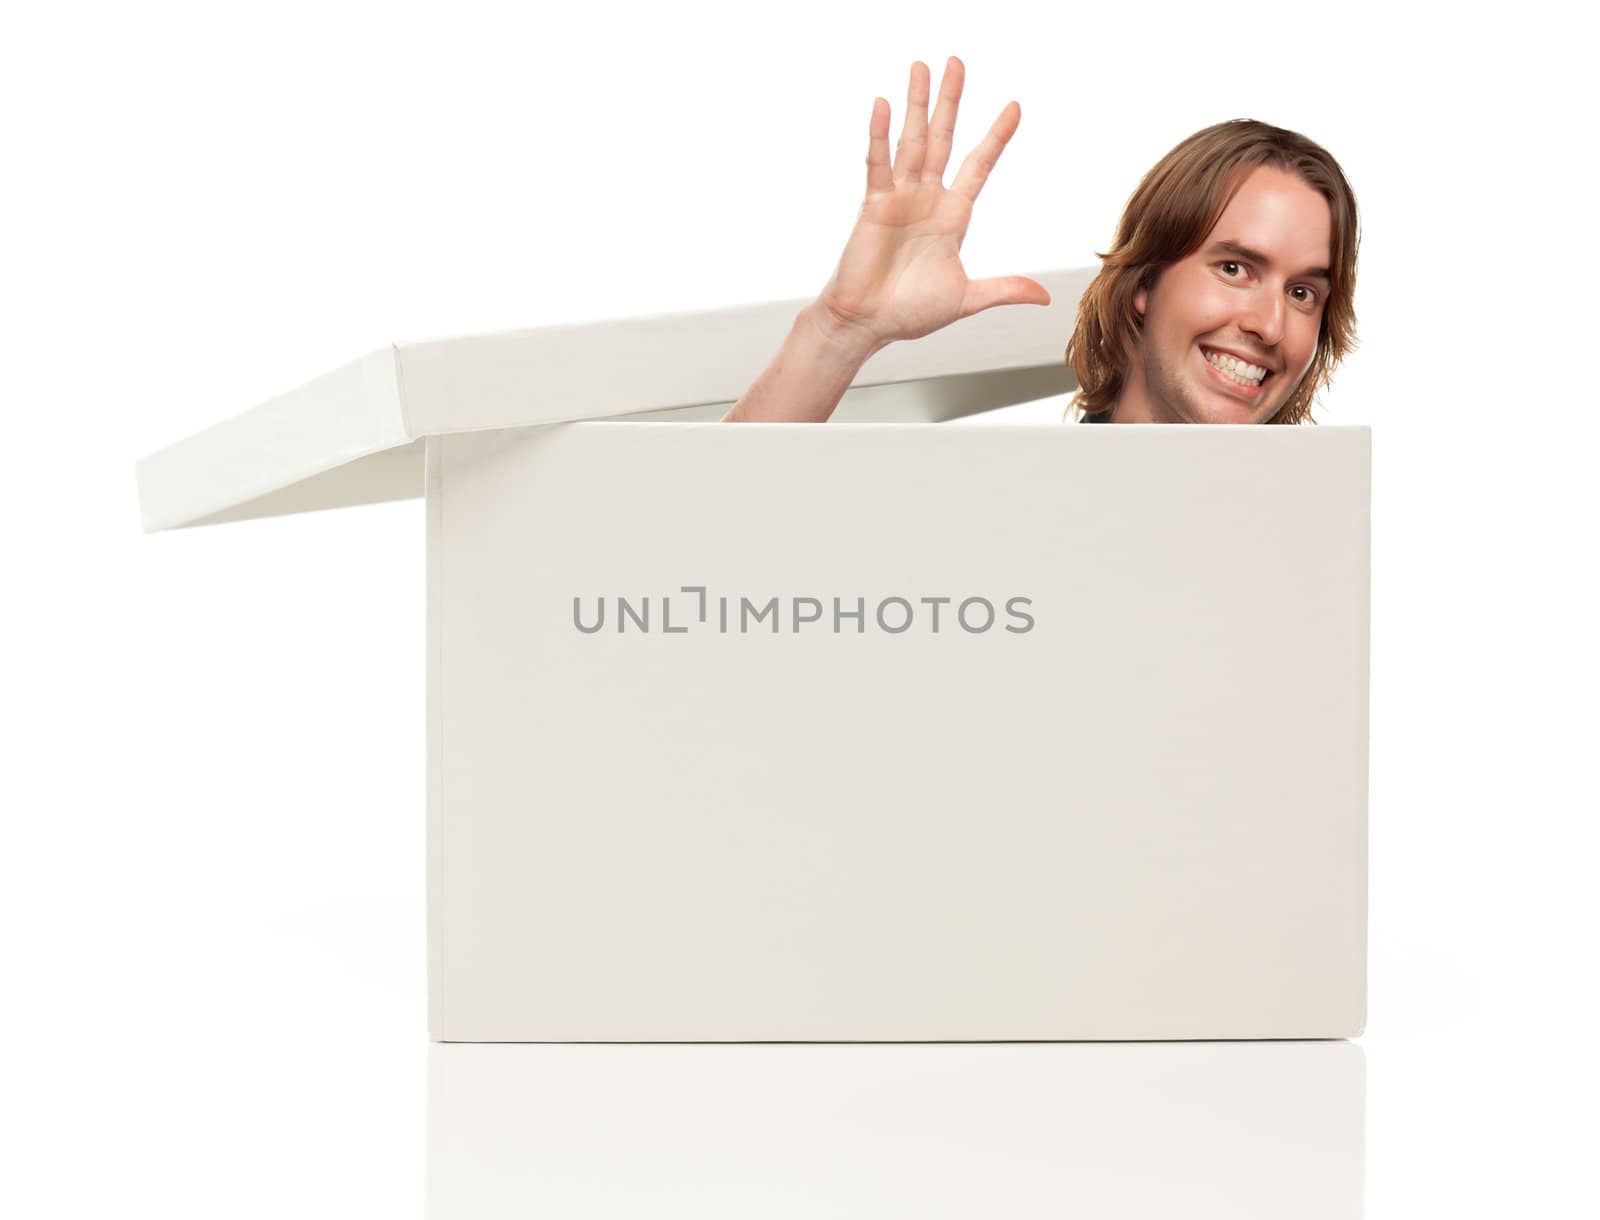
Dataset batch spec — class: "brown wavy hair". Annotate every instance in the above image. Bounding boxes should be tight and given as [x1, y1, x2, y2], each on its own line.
[1066, 120, 1359, 425]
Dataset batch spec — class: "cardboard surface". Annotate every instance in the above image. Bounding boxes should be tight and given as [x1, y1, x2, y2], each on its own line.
[427, 422, 1370, 1041]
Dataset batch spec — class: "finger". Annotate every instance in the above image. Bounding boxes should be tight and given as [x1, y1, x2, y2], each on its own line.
[958, 275, 1052, 320]
[950, 101, 1021, 204]
[892, 60, 931, 184]
[922, 55, 965, 184]
[865, 97, 892, 195]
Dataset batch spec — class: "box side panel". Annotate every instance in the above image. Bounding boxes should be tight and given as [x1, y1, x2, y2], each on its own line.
[425, 436, 447, 1039]
[617, 364, 1077, 425]
[433, 423, 1370, 1041]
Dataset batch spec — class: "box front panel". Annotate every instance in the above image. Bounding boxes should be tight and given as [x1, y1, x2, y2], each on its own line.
[429, 423, 1368, 1040]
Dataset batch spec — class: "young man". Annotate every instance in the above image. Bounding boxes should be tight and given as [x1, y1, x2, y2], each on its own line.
[722, 58, 1358, 425]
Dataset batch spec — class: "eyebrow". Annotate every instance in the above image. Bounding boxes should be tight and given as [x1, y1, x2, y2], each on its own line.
[1208, 240, 1330, 283]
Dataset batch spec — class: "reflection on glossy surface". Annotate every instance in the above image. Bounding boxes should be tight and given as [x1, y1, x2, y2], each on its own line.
[428, 1040, 1363, 1218]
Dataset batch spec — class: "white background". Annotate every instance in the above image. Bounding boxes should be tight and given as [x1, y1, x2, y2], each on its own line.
[4, 1, 1597, 1215]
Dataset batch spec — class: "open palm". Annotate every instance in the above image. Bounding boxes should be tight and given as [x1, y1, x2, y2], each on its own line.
[818, 58, 1050, 346]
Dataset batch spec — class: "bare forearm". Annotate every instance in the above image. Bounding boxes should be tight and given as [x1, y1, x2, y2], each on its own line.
[721, 303, 887, 423]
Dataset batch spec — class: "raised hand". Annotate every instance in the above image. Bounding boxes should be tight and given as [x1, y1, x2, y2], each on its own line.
[723, 57, 1045, 423]
[815, 57, 1051, 349]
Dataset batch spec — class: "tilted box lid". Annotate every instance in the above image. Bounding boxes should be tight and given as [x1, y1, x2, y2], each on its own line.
[135, 268, 1092, 532]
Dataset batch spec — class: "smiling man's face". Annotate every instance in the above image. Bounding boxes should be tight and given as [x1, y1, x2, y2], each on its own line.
[1115, 165, 1333, 425]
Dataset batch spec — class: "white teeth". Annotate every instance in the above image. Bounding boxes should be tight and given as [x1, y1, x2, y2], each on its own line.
[1204, 348, 1267, 385]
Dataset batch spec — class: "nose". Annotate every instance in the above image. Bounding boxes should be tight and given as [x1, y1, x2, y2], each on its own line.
[1239, 287, 1286, 347]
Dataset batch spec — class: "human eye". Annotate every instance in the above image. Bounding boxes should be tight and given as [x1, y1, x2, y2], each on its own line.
[1289, 284, 1321, 309]
[1218, 260, 1247, 279]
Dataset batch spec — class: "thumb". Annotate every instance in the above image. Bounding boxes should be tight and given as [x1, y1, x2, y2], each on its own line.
[959, 275, 1052, 320]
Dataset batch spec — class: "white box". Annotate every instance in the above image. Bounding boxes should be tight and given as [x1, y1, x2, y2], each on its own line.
[138, 268, 1369, 1041]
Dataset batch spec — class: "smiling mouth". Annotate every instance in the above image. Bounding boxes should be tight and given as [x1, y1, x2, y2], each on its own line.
[1200, 345, 1274, 396]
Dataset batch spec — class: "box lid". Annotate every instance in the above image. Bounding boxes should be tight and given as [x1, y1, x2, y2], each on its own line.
[134, 268, 1090, 531]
